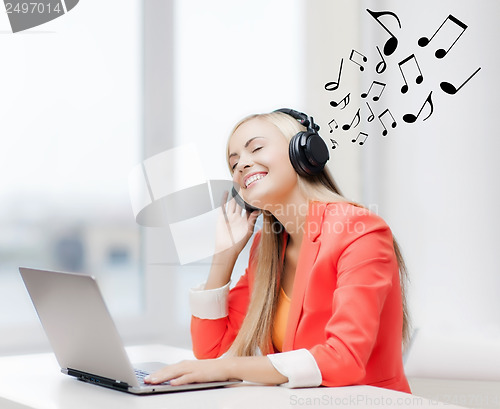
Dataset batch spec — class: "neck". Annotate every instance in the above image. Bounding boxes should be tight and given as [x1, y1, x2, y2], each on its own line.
[266, 190, 310, 247]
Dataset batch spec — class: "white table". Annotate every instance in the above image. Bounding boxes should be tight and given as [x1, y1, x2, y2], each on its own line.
[0, 345, 468, 409]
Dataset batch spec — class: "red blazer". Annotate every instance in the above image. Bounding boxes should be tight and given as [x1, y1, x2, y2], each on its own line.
[191, 201, 411, 393]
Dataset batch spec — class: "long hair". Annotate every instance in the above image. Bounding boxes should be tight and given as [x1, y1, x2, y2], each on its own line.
[225, 111, 410, 356]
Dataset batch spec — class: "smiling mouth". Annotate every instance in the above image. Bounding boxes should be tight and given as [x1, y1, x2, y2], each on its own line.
[245, 173, 267, 188]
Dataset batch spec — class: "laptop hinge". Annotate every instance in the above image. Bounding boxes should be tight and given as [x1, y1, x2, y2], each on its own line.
[65, 368, 130, 391]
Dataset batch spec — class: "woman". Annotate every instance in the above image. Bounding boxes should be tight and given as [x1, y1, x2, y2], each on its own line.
[145, 109, 411, 392]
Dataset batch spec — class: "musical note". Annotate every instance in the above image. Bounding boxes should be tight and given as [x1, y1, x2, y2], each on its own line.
[349, 49, 367, 71]
[328, 118, 339, 133]
[342, 108, 361, 131]
[440, 67, 481, 95]
[398, 54, 423, 94]
[375, 46, 387, 74]
[324, 59, 344, 92]
[366, 9, 402, 56]
[378, 109, 397, 136]
[330, 139, 339, 149]
[418, 14, 467, 59]
[330, 93, 351, 110]
[403, 91, 434, 123]
[361, 81, 386, 102]
[352, 132, 369, 146]
[366, 102, 375, 122]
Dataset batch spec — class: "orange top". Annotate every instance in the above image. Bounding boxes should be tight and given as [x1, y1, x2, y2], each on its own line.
[272, 287, 291, 352]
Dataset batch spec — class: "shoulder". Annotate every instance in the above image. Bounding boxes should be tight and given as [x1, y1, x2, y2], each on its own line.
[313, 201, 392, 242]
[325, 202, 388, 227]
[311, 202, 396, 264]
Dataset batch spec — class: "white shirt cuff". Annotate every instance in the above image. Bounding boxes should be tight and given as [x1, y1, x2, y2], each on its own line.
[267, 349, 322, 388]
[189, 282, 230, 319]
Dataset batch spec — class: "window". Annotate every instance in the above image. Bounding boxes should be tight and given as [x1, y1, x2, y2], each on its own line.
[0, 0, 306, 353]
[0, 0, 142, 353]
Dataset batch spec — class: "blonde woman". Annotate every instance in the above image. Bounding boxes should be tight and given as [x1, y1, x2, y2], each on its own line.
[145, 109, 411, 393]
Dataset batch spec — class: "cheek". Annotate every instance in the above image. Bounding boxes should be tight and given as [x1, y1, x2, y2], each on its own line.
[264, 144, 290, 168]
[232, 172, 243, 192]
[270, 149, 296, 179]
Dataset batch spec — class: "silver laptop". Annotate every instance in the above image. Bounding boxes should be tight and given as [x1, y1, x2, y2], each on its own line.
[19, 267, 239, 394]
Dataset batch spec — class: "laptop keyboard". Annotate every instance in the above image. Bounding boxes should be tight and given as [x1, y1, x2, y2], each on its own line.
[135, 369, 170, 385]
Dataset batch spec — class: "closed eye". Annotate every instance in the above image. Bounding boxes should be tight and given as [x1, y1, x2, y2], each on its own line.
[231, 146, 263, 171]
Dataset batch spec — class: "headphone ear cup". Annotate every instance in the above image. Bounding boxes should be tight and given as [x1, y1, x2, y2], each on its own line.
[289, 131, 329, 176]
[304, 132, 329, 172]
[289, 132, 309, 177]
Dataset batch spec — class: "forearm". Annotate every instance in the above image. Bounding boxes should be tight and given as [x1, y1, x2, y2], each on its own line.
[225, 356, 288, 385]
[204, 250, 239, 290]
[146, 351, 322, 387]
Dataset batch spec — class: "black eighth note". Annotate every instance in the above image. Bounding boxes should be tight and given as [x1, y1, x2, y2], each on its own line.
[342, 108, 361, 131]
[403, 91, 434, 123]
[366, 9, 402, 56]
[440, 67, 481, 95]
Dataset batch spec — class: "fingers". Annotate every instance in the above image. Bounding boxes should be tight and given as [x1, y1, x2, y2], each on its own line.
[144, 364, 187, 385]
[227, 194, 239, 214]
[247, 209, 261, 225]
[220, 190, 229, 209]
[144, 360, 225, 386]
[169, 374, 197, 386]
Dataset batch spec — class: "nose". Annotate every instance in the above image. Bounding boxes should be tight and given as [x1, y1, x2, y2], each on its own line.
[235, 152, 253, 172]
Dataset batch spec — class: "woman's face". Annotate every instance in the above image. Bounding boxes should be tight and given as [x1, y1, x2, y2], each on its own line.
[228, 117, 299, 210]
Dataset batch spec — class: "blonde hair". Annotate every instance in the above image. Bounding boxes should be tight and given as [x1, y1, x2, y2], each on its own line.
[226, 111, 410, 356]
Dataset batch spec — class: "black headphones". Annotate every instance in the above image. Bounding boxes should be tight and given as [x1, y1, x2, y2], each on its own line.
[274, 108, 330, 177]
[231, 108, 330, 212]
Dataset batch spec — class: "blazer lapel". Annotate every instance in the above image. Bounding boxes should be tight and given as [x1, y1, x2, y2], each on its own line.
[283, 201, 325, 350]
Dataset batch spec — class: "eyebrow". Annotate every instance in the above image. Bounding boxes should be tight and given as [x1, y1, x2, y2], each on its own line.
[228, 136, 265, 159]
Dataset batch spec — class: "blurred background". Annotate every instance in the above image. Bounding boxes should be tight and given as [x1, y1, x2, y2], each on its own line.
[0, 0, 498, 407]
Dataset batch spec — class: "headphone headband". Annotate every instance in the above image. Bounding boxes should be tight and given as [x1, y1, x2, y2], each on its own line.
[274, 108, 320, 132]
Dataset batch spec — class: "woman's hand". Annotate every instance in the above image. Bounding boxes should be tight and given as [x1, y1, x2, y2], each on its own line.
[214, 191, 260, 256]
[143, 356, 288, 386]
[144, 359, 231, 386]
[204, 191, 260, 290]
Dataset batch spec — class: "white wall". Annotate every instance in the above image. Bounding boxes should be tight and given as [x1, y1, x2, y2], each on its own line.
[304, 0, 500, 380]
[359, 0, 500, 379]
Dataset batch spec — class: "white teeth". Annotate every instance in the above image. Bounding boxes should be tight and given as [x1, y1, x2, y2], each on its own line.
[245, 173, 266, 188]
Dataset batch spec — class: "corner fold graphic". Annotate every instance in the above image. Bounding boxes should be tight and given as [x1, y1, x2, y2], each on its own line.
[5, 0, 79, 33]
[64, 0, 78, 12]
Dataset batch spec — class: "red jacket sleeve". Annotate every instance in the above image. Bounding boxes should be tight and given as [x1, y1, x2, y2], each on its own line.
[190, 232, 261, 359]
